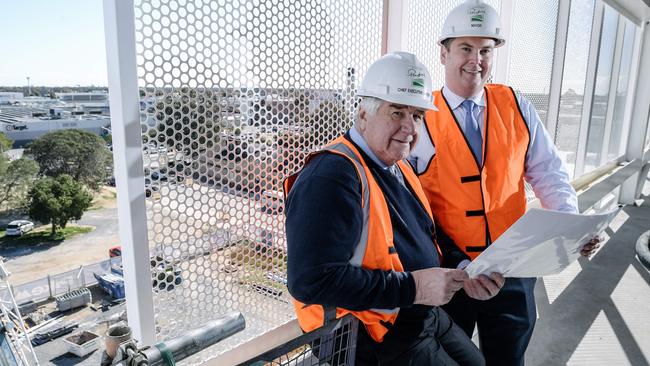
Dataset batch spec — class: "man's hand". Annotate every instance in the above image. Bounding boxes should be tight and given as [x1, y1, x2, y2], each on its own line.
[412, 268, 468, 306]
[581, 235, 603, 257]
[463, 273, 505, 301]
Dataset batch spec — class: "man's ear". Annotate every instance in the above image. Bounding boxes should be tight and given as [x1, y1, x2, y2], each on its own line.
[357, 108, 367, 132]
[440, 45, 448, 65]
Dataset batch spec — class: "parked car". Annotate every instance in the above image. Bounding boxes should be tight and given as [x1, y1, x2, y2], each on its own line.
[150, 255, 183, 291]
[144, 177, 159, 198]
[259, 190, 283, 215]
[108, 246, 182, 292]
[5, 220, 34, 236]
[108, 246, 122, 258]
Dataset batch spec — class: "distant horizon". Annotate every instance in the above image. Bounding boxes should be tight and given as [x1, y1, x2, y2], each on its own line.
[0, 85, 108, 88]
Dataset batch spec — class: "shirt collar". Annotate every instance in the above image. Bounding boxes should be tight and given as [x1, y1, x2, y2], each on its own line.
[349, 126, 390, 170]
[442, 85, 485, 110]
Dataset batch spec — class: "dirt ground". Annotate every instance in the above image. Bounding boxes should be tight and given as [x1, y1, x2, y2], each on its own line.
[91, 186, 117, 210]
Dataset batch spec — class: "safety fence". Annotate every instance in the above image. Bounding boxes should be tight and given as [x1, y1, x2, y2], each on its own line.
[2, 257, 120, 305]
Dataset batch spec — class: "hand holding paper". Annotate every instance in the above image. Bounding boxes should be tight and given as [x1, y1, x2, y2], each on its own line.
[464, 208, 618, 278]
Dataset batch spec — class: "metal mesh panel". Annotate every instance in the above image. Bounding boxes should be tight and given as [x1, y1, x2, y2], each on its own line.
[11, 278, 50, 304]
[584, 5, 619, 173]
[49, 269, 85, 297]
[405, 0, 501, 88]
[506, 0, 559, 125]
[556, 0, 596, 179]
[133, 0, 383, 361]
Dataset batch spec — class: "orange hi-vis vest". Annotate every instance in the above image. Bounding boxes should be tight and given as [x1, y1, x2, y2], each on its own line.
[284, 136, 436, 343]
[418, 84, 530, 259]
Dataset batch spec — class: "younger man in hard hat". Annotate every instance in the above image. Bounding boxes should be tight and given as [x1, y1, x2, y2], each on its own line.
[286, 52, 485, 365]
[409, 1, 601, 365]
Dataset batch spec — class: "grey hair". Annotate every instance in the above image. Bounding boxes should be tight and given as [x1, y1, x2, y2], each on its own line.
[355, 97, 383, 123]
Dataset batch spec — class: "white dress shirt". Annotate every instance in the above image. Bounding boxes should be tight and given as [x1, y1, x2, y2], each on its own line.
[409, 85, 578, 214]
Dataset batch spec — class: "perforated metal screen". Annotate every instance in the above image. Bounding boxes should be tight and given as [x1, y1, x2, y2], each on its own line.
[405, 0, 501, 88]
[506, 0, 559, 125]
[133, 0, 383, 361]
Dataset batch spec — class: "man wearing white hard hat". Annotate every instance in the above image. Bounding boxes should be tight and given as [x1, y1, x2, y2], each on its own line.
[409, 1, 601, 365]
[285, 52, 485, 365]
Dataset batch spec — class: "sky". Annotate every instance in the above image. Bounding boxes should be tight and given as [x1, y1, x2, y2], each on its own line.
[0, 0, 108, 87]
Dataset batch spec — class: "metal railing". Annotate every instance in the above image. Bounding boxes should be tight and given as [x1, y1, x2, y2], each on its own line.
[2, 257, 119, 305]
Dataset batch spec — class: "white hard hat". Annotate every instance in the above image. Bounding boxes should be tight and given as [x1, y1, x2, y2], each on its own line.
[438, 0, 505, 47]
[357, 52, 437, 111]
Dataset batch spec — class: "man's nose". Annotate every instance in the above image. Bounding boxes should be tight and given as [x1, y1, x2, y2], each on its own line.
[401, 115, 417, 133]
[468, 50, 481, 63]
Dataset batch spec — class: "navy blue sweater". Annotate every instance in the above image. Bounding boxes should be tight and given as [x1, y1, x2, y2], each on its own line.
[285, 139, 443, 311]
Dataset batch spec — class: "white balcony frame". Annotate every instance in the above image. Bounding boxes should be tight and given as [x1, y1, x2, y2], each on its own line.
[492, 0, 515, 84]
[621, 18, 650, 203]
[382, 0, 410, 54]
[574, 0, 605, 177]
[545, 0, 572, 139]
[598, 14, 626, 165]
[103, 0, 156, 346]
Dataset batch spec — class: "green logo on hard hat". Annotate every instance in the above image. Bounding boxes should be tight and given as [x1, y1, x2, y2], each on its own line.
[468, 7, 486, 23]
[412, 78, 424, 88]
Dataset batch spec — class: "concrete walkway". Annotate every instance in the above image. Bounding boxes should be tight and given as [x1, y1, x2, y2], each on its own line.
[527, 175, 650, 366]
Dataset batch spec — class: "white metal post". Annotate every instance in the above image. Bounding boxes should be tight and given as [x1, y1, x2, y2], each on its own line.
[621, 19, 650, 203]
[545, 0, 572, 139]
[599, 15, 625, 165]
[492, 0, 515, 84]
[103, 0, 156, 345]
[382, 0, 410, 54]
[574, 1, 605, 177]
[616, 22, 640, 159]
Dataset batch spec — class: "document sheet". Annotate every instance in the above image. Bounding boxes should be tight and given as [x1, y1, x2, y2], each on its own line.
[464, 208, 619, 278]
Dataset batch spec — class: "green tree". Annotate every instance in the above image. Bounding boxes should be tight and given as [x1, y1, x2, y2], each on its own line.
[25, 129, 112, 190]
[28, 175, 93, 236]
[0, 158, 39, 209]
[0, 132, 12, 175]
[0, 132, 12, 153]
[0, 132, 38, 210]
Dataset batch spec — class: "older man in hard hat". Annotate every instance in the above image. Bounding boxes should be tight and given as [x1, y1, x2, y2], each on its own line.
[285, 52, 485, 365]
[409, 1, 601, 365]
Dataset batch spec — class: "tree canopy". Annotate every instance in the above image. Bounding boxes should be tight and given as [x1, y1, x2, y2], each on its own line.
[25, 129, 112, 190]
[0, 132, 39, 210]
[28, 175, 93, 235]
[0, 132, 12, 153]
[0, 158, 39, 209]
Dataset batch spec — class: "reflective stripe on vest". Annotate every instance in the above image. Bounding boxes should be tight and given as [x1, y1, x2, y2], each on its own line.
[284, 135, 435, 342]
[418, 84, 530, 259]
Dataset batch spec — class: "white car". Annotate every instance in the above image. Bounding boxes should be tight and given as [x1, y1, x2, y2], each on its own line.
[5, 220, 34, 236]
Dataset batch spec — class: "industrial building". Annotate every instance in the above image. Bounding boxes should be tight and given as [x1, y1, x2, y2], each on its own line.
[0, 106, 110, 147]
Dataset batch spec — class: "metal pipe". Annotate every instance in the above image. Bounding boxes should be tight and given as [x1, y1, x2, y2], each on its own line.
[143, 312, 245, 365]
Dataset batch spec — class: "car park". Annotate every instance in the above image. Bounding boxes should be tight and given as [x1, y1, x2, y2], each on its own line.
[5, 220, 35, 236]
